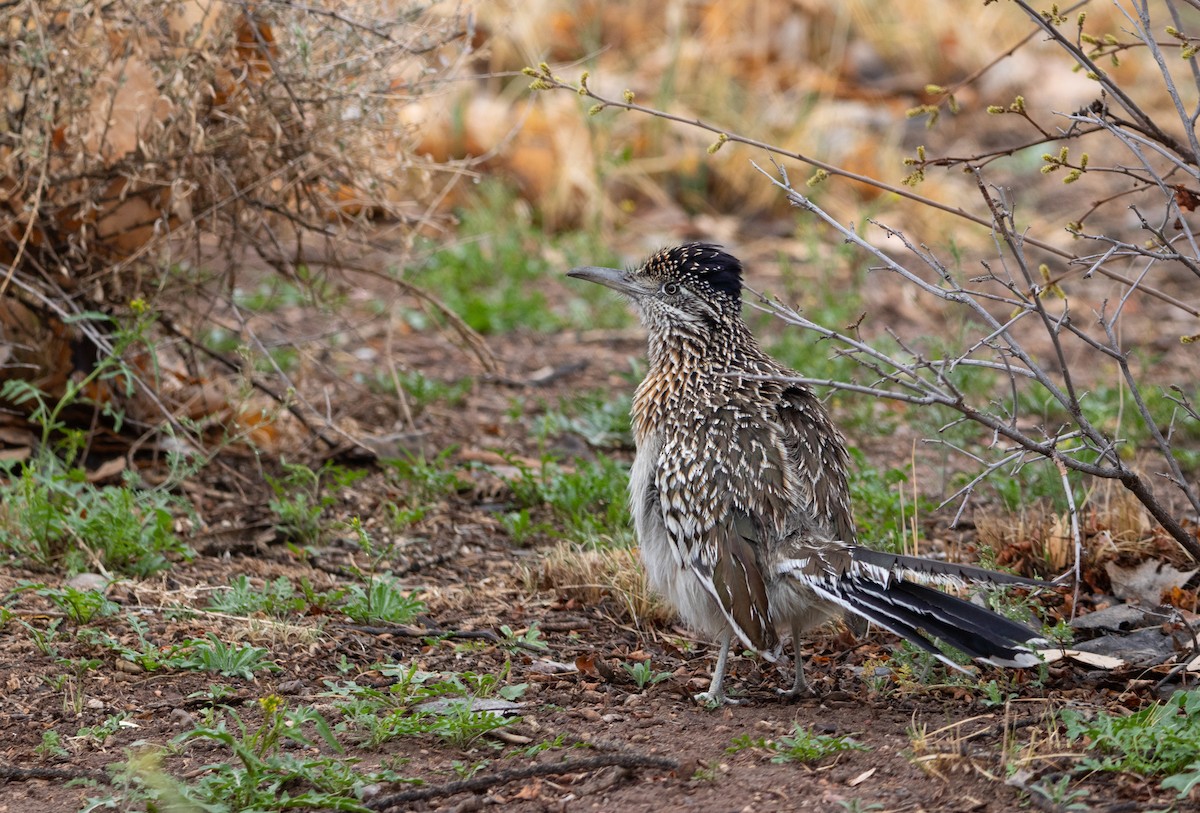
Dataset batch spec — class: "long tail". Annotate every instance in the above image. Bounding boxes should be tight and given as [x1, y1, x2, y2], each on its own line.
[807, 548, 1050, 670]
[848, 548, 1055, 590]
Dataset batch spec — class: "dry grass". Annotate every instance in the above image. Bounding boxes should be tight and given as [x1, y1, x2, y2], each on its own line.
[975, 466, 1195, 593]
[529, 541, 673, 628]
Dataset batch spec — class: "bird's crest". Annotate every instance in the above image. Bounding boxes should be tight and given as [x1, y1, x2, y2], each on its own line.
[643, 243, 743, 299]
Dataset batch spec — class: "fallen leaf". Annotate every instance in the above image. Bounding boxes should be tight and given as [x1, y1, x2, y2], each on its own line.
[1106, 559, 1198, 605]
[416, 697, 523, 715]
[1173, 184, 1200, 212]
[1039, 649, 1126, 669]
[575, 653, 598, 676]
[514, 779, 541, 801]
[848, 767, 876, 787]
[528, 659, 577, 675]
[87, 456, 127, 483]
[83, 57, 172, 164]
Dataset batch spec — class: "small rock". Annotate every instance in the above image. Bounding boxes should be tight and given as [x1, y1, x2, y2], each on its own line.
[1071, 603, 1161, 631]
[113, 660, 143, 676]
[65, 573, 109, 593]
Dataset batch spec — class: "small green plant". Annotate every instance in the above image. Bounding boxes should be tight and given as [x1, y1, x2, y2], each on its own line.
[234, 274, 338, 312]
[77, 612, 176, 672]
[99, 695, 386, 813]
[49, 656, 102, 715]
[326, 662, 520, 749]
[76, 712, 134, 746]
[534, 390, 633, 449]
[35, 730, 69, 759]
[509, 733, 570, 759]
[340, 575, 425, 625]
[499, 454, 632, 547]
[338, 518, 426, 624]
[1026, 775, 1090, 811]
[188, 684, 238, 703]
[499, 623, 549, 652]
[621, 660, 672, 690]
[846, 450, 937, 555]
[19, 618, 63, 657]
[497, 507, 543, 545]
[0, 460, 191, 576]
[838, 802, 884, 813]
[170, 634, 280, 680]
[979, 679, 1018, 709]
[0, 309, 194, 577]
[112, 742, 402, 813]
[209, 575, 310, 619]
[1061, 690, 1200, 798]
[451, 759, 490, 779]
[728, 723, 869, 764]
[428, 700, 516, 749]
[384, 449, 468, 507]
[363, 368, 472, 413]
[267, 461, 329, 547]
[400, 182, 628, 335]
[29, 584, 118, 624]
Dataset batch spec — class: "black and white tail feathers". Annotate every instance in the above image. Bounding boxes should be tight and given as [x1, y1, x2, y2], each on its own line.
[806, 547, 1050, 670]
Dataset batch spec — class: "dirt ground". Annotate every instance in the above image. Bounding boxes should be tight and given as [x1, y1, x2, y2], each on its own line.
[2, 284, 1196, 813]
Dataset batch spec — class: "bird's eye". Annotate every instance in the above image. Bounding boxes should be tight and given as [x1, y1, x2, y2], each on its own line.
[661, 282, 680, 296]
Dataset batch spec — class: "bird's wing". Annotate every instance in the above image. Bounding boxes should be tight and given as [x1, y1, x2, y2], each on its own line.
[775, 384, 857, 546]
[709, 511, 778, 654]
[656, 418, 779, 655]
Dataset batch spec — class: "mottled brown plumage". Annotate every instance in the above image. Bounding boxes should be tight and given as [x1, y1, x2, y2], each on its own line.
[569, 243, 1047, 704]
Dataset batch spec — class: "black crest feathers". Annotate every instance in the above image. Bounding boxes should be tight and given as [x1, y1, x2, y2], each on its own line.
[645, 243, 743, 299]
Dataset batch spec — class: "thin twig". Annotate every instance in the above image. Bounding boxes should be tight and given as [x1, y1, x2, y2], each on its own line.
[367, 753, 679, 810]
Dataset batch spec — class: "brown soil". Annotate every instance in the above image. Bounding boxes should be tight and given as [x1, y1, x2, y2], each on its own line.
[1, 259, 1194, 813]
[7, 213, 1200, 810]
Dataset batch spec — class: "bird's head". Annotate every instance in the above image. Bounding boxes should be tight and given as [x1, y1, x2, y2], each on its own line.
[567, 243, 744, 334]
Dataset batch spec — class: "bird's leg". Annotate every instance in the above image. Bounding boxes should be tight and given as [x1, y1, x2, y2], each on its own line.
[694, 629, 739, 706]
[777, 623, 815, 699]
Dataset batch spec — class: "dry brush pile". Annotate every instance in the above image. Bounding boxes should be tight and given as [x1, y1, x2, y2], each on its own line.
[0, 0, 473, 456]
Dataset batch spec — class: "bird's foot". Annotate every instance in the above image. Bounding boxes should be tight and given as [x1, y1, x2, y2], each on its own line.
[694, 690, 742, 707]
[775, 685, 817, 701]
[775, 667, 816, 700]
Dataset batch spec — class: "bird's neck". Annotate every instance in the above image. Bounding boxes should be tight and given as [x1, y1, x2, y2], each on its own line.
[632, 319, 772, 442]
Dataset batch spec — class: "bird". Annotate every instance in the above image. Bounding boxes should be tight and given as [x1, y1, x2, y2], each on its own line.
[568, 243, 1049, 704]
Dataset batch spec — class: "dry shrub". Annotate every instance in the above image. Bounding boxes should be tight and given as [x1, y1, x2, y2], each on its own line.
[0, 0, 472, 442]
[977, 473, 1191, 588]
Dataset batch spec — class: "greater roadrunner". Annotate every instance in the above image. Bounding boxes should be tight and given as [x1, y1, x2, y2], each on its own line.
[569, 243, 1047, 704]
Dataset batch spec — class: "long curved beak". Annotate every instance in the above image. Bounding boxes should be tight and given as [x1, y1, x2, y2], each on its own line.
[567, 265, 642, 297]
